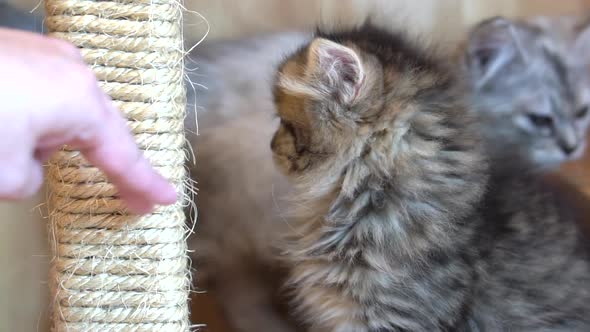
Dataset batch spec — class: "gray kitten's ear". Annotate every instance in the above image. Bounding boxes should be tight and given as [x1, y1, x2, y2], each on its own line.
[465, 17, 524, 87]
[305, 38, 364, 104]
[573, 18, 590, 61]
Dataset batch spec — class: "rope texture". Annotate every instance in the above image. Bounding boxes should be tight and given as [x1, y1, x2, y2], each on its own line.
[44, 0, 190, 331]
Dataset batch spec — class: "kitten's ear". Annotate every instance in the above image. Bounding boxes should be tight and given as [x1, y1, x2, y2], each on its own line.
[573, 18, 590, 62]
[305, 38, 364, 104]
[465, 17, 524, 87]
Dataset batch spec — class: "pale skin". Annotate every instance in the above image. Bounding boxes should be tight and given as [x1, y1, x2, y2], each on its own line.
[0, 28, 177, 214]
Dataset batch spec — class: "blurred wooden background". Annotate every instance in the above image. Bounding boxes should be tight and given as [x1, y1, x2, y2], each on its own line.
[182, 0, 590, 43]
[1, 0, 590, 331]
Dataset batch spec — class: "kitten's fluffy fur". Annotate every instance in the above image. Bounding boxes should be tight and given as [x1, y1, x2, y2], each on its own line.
[187, 18, 590, 332]
[187, 111, 296, 332]
[270, 24, 590, 331]
[186, 34, 309, 332]
[463, 17, 590, 168]
[186, 32, 309, 129]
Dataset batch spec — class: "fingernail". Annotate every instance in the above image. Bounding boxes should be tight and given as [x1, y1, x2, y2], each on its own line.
[159, 180, 178, 205]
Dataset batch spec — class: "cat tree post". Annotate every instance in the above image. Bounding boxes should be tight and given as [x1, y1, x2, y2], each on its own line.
[44, 0, 190, 331]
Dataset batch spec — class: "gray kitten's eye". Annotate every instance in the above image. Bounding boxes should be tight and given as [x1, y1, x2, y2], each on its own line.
[576, 105, 589, 119]
[474, 49, 495, 69]
[528, 114, 553, 128]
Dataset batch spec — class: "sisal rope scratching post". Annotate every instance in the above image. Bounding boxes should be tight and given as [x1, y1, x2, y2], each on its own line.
[44, 0, 190, 331]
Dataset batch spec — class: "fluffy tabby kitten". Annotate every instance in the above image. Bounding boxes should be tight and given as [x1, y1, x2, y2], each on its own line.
[270, 24, 590, 331]
[463, 16, 590, 168]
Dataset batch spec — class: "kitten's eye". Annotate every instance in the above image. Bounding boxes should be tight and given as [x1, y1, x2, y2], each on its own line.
[576, 105, 589, 118]
[474, 49, 495, 69]
[528, 114, 553, 127]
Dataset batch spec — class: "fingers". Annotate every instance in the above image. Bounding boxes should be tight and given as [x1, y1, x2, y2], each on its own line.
[39, 89, 178, 214]
[77, 95, 178, 214]
[34, 147, 57, 164]
[48, 36, 85, 61]
[0, 159, 44, 201]
[0, 28, 82, 61]
[0, 29, 178, 213]
[28, 66, 177, 214]
[0, 111, 43, 200]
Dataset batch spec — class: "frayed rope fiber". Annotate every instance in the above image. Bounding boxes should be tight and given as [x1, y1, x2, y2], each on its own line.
[44, 0, 190, 331]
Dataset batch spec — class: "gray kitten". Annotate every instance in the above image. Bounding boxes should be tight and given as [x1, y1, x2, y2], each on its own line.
[270, 23, 590, 331]
[463, 17, 590, 169]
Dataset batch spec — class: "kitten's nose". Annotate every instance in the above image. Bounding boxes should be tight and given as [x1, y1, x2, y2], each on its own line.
[557, 124, 579, 155]
[559, 141, 578, 155]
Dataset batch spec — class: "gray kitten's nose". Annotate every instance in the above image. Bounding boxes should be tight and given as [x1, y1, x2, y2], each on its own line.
[557, 124, 578, 155]
[560, 141, 578, 155]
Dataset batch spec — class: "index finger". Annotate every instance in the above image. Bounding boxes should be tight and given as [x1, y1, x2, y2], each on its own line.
[79, 94, 178, 214]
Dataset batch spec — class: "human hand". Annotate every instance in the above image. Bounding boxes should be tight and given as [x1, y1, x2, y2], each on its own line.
[0, 28, 177, 214]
